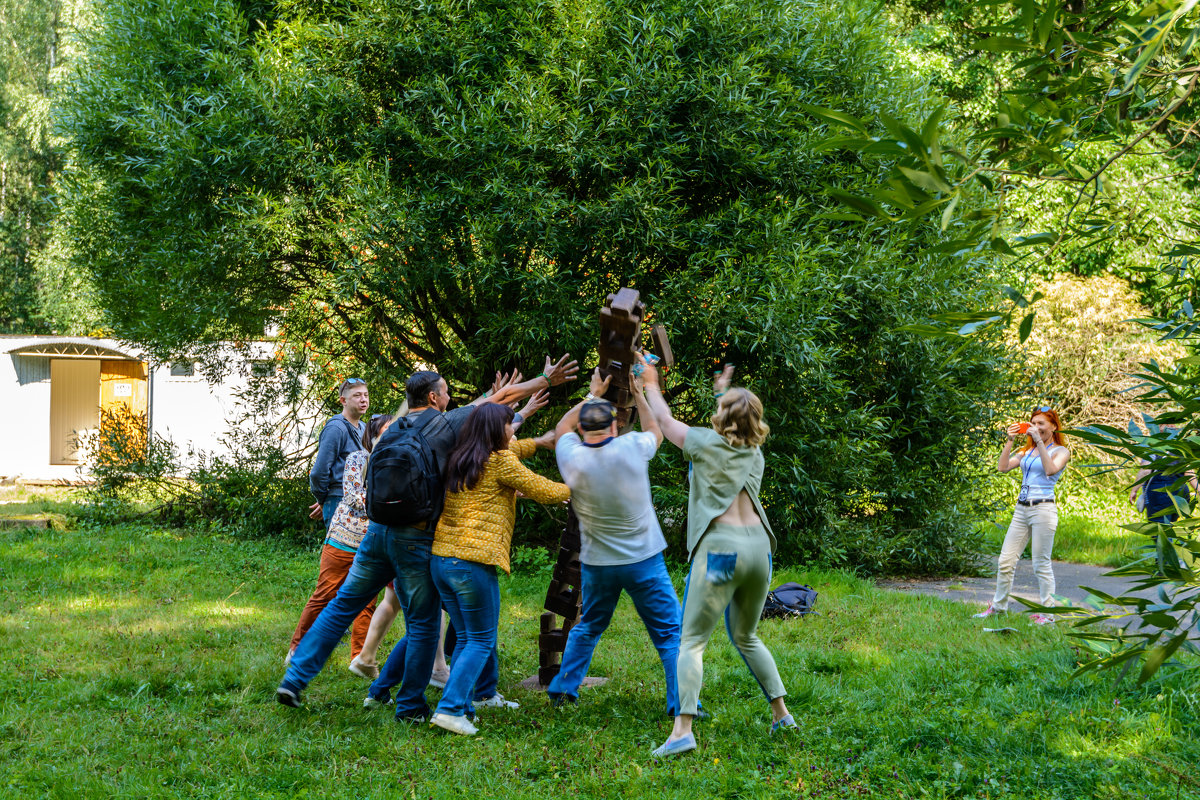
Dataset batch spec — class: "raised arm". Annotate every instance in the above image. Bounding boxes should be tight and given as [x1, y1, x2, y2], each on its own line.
[997, 425, 1023, 473]
[1029, 427, 1070, 476]
[632, 374, 662, 448]
[489, 353, 580, 406]
[555, 369, 611, 440]
[636, 352, 688, 450]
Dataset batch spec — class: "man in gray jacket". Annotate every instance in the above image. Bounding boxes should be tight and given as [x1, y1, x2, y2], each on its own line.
[308, 378, 370, 530]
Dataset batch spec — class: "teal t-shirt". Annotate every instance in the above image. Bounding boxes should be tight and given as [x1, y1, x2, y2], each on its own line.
[681, 427, 777, 560]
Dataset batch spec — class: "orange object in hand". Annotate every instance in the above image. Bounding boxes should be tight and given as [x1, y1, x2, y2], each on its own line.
[1017, 423, 1031, 434]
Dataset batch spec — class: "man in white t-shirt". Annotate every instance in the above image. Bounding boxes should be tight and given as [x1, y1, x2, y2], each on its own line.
[546, 370, 681, 717]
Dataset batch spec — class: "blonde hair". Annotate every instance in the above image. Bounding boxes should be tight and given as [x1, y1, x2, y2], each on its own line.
[711, 387, 769, 447]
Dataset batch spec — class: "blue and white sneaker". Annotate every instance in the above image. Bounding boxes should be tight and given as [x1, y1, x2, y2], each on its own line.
[652, 733, 697, 758]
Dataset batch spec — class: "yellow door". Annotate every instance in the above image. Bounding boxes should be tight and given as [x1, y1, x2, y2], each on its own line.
[49, 360, 101, 465]
[99, 360, 149, 461]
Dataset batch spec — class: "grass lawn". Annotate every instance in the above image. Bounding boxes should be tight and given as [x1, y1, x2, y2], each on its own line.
[1, 524, 1196, 799]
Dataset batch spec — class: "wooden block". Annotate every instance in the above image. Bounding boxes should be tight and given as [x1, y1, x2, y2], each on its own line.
[540, 611, 558, 634]
[610, 287, 641, 315]
[538, 664, 561, 685]
[538, 630, 571, 651]
[545, 587, 581, 619]
[539, 650, 561, 668]
[651, 324, 674, 369]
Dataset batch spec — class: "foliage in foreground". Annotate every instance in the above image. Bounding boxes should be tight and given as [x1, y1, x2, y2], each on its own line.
[55, 0, 1022, 575]
[806, 0, 1200, 681]
[0, 523, 1197, 799]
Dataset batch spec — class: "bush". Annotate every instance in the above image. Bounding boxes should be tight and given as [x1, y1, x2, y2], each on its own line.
[61, 0, 1019, 574]
[1014, 274, 1184, 431]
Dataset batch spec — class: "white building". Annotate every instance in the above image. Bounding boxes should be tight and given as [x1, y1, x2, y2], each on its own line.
[1, 335, 299, 483]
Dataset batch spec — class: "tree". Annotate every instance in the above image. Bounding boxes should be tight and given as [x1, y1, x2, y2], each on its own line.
[812, 0, 1200, 679]
[58, 0, 1019, 573]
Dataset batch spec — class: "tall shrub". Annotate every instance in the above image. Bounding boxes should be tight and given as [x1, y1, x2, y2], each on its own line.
[59, 0, 1017, 573]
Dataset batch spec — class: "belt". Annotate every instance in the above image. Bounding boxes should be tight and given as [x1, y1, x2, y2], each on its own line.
[1017, 499, 1054, 507]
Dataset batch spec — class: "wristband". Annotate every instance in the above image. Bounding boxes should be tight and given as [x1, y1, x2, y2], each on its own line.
[539, 371, 550, 384]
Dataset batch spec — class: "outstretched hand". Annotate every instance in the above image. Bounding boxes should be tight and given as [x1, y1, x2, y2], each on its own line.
[519, 388, 550, 420]
[491, 370, 521, 397]
[634, 352, 659, 387]
[589, 368, 612, 398]
[544, 353, 580, 386]
[713, 363, 734, 395]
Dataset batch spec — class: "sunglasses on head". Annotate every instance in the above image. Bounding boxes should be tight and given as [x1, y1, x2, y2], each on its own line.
[343, 378, 365, 386]
[1034, 406, 1051, 413]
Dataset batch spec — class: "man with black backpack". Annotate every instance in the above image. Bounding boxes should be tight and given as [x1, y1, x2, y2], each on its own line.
[307, 378, 369, 530]
[277, 357, 577, 721]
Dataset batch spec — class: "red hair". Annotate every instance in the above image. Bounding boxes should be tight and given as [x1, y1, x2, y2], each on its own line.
[1021, 408, 1066, 452]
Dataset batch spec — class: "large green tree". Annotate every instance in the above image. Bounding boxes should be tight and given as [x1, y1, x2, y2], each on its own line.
[58, 0, 1017, 573]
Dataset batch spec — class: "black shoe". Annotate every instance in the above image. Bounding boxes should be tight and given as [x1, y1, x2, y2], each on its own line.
[276, 687, 302, 708]
[548, 692, 578, 708]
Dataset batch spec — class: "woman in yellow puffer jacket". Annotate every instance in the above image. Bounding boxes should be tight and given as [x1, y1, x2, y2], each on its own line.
[429, 402, 569, 736]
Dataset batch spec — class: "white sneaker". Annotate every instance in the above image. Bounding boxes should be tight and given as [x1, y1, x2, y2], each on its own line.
[475, 693, 519, 710]
[284, 648, 295, 667]
[430, 713, 478, 736]
[348, 656, 379, 680]
[972, 604, 1004, 619]
[1029, 613, 1056, 625]
[362, 694, 392, 709]
[428, 668, 451, 689]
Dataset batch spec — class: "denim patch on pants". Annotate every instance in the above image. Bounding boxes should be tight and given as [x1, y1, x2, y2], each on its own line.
[705, 552, 737, 584]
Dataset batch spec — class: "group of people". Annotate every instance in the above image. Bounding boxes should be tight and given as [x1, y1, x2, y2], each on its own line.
[285, 348, 1192, 752]
[279, 352, 793, 756]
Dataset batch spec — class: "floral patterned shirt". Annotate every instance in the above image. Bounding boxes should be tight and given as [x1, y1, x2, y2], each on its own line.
[327, 450, 369, 550]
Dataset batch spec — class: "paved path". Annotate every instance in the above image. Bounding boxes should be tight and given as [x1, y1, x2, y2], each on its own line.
[876, 559, 1159, 612]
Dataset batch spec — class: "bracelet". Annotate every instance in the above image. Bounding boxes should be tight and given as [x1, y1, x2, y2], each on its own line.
[585, 392, 596, 401]
[715, 391, 726, 398]
[539, 371, 550, 383]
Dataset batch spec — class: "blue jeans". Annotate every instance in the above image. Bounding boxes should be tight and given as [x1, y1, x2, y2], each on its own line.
[370, 620, 499, 703]
[321, 496, 341, 532]
[547, 552, 681, 716]
[282, 522, 441, 720]
[430, 556, 500, 717]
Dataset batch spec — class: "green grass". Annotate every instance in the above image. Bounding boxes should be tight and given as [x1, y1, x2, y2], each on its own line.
[0, 485, 84, 521]
[982, 479, 1148, 568]
[1, 524, 1196, 799]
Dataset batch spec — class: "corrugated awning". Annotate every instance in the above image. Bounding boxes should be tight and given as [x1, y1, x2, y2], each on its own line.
[5, 338, 141, 360]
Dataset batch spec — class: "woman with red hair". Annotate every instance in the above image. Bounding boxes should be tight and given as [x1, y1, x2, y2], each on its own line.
[975, 407, 1071, 624]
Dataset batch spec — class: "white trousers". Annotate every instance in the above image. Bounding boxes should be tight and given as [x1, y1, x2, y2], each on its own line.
[992, 503, 1058, 610]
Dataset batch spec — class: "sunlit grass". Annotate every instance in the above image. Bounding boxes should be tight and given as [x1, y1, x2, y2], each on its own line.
[0, 524, 1195, 798]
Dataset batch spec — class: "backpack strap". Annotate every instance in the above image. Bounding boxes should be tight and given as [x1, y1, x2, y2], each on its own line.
[337, 416, 363, 450]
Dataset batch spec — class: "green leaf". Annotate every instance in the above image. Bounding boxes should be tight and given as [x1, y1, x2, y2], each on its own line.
[1018, 312, 1035, 343]
[795, 103, 869, 135]
[976, 36, 1031, 52]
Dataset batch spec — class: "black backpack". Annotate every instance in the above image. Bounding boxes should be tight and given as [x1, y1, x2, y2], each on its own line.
[365, 410, 448, 526]
[761, 582, 818, 620]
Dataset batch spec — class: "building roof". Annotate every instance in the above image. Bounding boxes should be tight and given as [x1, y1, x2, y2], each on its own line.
[2, 336, 142, 360]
